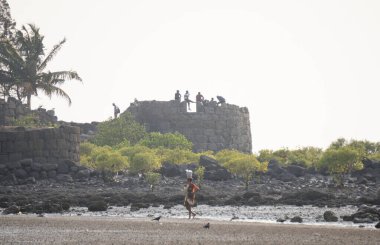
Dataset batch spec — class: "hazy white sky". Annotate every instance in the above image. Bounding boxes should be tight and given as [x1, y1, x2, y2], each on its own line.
[9, 0, 380, 152]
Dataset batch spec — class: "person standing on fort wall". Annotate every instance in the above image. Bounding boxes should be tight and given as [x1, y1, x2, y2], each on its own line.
[112, 103, 120, 119]
[184, 90, 194, 110]
[175, 90, 181, 102]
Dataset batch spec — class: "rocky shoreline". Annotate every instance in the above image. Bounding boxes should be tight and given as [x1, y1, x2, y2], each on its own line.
[1, 157, 380, 226]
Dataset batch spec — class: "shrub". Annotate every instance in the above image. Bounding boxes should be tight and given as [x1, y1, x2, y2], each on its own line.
[145, 172, 161, 191]
[195, 166, 205, 188]
[80, 143, 128, 173]
[129, 151, 161, 174]
[138, 132, 192, 150]
[155, 147, 199, 165]
[91, 112, 147, 147]
[216, 150, 268, 190]
[318, 147, 363, 186]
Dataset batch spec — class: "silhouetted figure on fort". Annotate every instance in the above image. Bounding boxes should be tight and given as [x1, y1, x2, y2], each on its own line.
[184, 90, 194, 110]
[112, 103, 120, 119]
[216, 96, 226, 105]
[175, 90, 181, 102]
[196, 92, 204, 103]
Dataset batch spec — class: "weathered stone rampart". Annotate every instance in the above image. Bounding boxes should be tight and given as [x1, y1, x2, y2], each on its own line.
[0, 97, 57, 126]
[0, 126, 80, 164]
[127, 100, 252, 152]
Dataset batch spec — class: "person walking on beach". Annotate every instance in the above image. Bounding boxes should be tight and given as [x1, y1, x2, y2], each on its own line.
[184, 170, 200, 219]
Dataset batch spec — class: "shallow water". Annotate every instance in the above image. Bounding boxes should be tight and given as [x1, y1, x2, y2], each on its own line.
[42, 204, 375, 229]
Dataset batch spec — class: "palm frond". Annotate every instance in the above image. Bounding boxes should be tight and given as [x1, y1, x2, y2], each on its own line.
[38, 83, 72, 105]
[38, 38, 66, 71]
[46, 70, 82, 83]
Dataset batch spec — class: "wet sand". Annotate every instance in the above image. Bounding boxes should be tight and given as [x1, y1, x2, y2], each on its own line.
[0, 216, 379, 244]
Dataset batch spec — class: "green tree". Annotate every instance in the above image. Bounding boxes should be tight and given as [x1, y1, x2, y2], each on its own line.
[216, 150, 268, 190]
[80, 143, 129, 173]
[129, 151, 161, 174]
[195, 165, 205, 188]
[138, 132, 192, 150]
[91, 112, 147, 146]
[0, 24, 81, 108]
[145, 172, 161, 191]
[318, 147, 363, 186]
[155, 147, 198, 165]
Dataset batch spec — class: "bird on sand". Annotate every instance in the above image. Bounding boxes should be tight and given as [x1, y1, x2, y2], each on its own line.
[203, 223, 210, 229]
[152, 216, 162, 221]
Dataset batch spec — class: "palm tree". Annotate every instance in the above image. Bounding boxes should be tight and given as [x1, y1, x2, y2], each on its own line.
[0, 24, 81, 108]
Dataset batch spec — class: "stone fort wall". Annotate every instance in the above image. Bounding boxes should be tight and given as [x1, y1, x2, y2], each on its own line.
[0, 126, 80, 164]
[127, 100, 252, 152]
[0, 97, 57, 126]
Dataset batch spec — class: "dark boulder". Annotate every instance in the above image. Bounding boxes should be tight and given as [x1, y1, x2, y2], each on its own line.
[375, 222, 380, 229]
[3, 205, 20, 214]
[323, 211, 338, 222]
[199, 155, 231, 181]
[76, 169, 91, 180]
[290, 216, 303, 223]
[87, 201, 108, 212]
[160, 163, 181, 177]
[56, 174, 73, 182]
[286, 165, 306, 177]
[353, 218, 374, 224]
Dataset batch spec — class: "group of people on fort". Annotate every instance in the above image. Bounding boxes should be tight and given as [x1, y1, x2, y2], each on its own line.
[174, 90, 226, 110]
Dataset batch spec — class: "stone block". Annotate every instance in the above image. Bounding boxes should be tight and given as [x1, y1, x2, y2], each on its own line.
[30, 171, 40, 179]
[0, 164, 7, 174]
[19, 159, 32, 167]
[42, 163, 58, 171]
[40, 171, 47, 179]
[47, 170, 56, 178]
[31, 162, 42, 171]
[0, 154, 8, 163]
[14, 141, 28, 152]
[57, 162, 69, 174]
[6, 161, 21, 169]
[14, 169, 28, 179]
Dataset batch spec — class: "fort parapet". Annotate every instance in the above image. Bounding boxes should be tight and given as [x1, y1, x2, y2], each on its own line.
[127, 100, 252, 152]
[0, 126, 80, 164]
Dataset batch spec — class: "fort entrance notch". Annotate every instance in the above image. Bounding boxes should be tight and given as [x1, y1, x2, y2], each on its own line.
[127, 100, 252, 153]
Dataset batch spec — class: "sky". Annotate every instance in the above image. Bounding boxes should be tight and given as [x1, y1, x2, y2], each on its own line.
[8, 0, 380, 152]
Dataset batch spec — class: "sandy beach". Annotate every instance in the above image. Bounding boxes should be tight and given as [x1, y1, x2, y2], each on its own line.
[0, 216, 379, 245]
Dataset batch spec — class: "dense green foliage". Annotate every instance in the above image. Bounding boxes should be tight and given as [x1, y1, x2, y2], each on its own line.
[80, 142, 129, 173]
[258, 147, 323, 168]
[91, 112, 147, 146]
[319, 146, 363, 185]
[129, 151, 161, 174]
[138, 132, 192, 150]
[216, 150, 268, 190]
